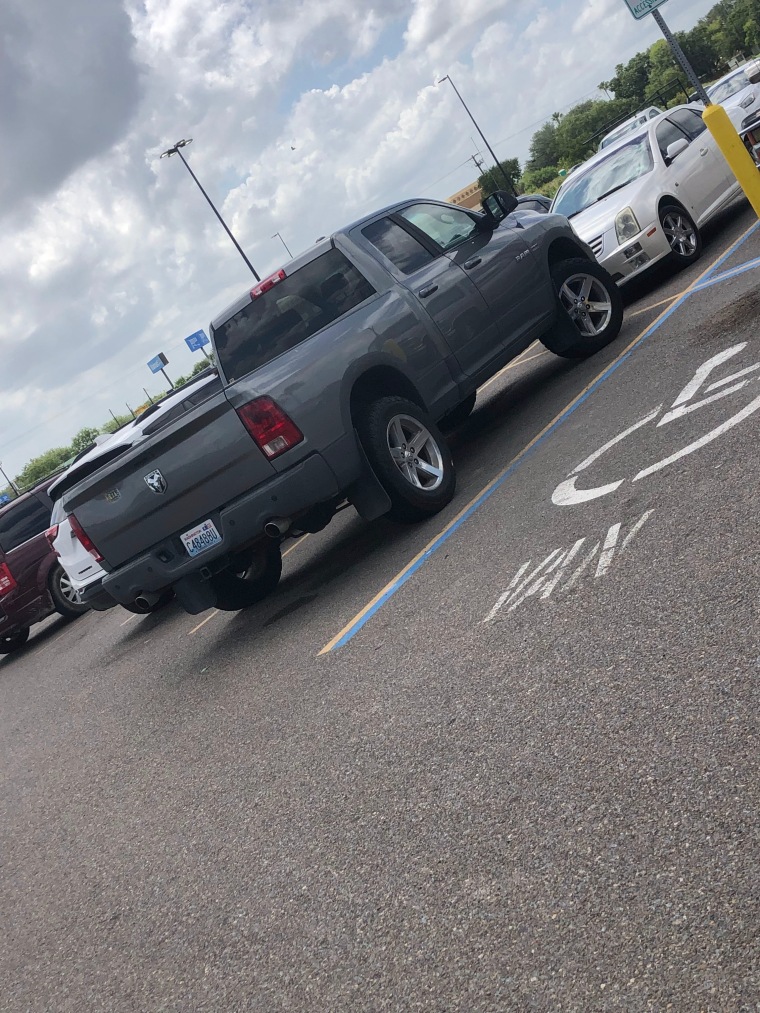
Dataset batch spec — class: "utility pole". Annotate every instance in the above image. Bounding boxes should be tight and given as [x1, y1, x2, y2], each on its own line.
[438, 75, 516, 194]
[272, 231, 293, 258]
[0, 461, 19, 496]
[160, 139, 261, 280]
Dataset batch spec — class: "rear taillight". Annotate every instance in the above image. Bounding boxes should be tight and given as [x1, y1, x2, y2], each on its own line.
[0, 562, 17, 597]
[236, 397, 304, 460]
[45, 525, 59, 553]
[69, 514, 104, 562]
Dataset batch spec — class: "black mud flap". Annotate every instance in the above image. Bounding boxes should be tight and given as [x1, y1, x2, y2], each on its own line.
[345, 429, 392, 522]
[173, 572, 218, 615]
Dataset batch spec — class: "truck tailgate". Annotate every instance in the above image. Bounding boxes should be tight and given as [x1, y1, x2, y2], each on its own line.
[64, 391, 275, 567]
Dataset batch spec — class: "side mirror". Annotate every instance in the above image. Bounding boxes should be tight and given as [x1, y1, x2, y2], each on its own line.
[747, 67, 760, 84]
[481, 190, 518, 224]
[666, 137, 689, 163]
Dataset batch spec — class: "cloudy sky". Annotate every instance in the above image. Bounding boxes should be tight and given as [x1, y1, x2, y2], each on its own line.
[0, 0, 717, 478]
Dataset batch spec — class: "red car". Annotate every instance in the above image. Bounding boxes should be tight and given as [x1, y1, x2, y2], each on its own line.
[0, 478, 89, 654]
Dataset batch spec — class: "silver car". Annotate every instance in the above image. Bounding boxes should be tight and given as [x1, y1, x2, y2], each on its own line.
[707, 66, 760, 134]
[552, 104, 742, 285]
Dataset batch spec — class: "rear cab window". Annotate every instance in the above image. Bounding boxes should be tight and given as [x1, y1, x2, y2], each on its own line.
[0, 494, 53, 553]
[213, 248, 376, 383]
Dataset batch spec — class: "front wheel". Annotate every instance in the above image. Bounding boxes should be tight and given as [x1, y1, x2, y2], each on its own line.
[356, 396, 456, 523]
[0, 628, 30, 655]
[50, 565, 90, 619]
[660, 204, 702, 267]
[541, 257, 623, 359]
[210, 541, 282, 611]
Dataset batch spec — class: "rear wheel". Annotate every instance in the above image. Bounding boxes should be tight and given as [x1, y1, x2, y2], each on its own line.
[0, 628, 30, 655]
[210, 541, 282, 611]
[659, 204, 702, 267]
[541, 257, 623, 359]
[356, 395, 456, 523]
[50, 565, 90, 619]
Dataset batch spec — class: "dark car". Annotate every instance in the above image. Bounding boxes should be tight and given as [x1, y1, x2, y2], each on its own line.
[0, 478, 89, 654]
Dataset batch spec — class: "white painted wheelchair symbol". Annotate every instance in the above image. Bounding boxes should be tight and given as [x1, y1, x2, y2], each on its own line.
[553, 343, 760, 507]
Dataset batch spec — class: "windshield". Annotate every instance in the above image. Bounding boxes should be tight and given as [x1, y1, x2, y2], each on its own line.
[553, 134, 654, 219]
[708, 71, 750, 103]
[600, 115, 647, 149]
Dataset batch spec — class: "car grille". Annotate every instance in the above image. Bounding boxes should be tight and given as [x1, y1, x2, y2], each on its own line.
[589, 235, 604, 258]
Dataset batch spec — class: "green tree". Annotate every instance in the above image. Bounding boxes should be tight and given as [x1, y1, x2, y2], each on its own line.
[601, 51, 651, 106]
[519, 165, 561, 195]
[100, 413, 133, 435]
[15, 447, 72, 490]
[477, 158, 521, 197]
[70, 426, 101, 455]
[526, 121, 561, 172]
[553, 98, 634, 165]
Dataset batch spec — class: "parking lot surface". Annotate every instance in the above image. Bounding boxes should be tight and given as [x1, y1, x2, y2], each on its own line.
[3, 198, 759, 1011]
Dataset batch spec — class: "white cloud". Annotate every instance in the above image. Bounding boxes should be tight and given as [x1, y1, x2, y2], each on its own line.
[0, 0, 719, 478]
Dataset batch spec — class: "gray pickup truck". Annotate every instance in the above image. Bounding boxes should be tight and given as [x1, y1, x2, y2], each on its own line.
[65, 192, 623, 615]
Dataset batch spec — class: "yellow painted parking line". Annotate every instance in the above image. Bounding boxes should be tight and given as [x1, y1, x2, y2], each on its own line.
[318, 218, 760, 656]
[283, 535, 308, 558]
[189, 609, 219, 635]
[627, 293, 683, 320]
[120, 613, 137, 626]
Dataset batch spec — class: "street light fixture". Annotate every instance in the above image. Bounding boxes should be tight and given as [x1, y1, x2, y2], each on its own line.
[437, 75, 516, 195]
[272, 231, 293, 258]
[160, 138, 261, 281]
[0, 461, 19, 496]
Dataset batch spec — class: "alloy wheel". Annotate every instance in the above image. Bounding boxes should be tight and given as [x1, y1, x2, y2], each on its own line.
[386, 414, 445, 491]
[661, 210, 698, 258]
[558, 273, 614, 337]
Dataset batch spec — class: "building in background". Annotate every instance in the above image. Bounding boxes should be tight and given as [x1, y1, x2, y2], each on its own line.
[447, 181, 482, 209]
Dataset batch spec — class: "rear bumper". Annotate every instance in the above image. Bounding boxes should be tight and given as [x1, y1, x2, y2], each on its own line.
[100, 452, 340, 605]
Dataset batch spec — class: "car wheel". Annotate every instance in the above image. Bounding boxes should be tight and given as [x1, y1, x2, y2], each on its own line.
[210, 540, 282, 611]
[440, 391, 477, 431]
[660, 204, 702, 267]
[0, 628, 30, 654]
[541, 257, 624, 359]
[121, 590, 174, 615]
[50, 565, 90, 619]
[356, 395, 456, 523]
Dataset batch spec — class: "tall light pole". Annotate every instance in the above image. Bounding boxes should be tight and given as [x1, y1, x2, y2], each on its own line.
[437, 75, 516, 195]
[272, 231, 293, 258]
[160, 139, 260, 281]
[0, 461, 19, 496]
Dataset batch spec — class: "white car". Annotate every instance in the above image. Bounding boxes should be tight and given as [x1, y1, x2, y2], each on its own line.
[598, 107, 663, 150]
[551, 104, 743, 286]
[48, 372, 221, 614]
[706, 66, 760, 134]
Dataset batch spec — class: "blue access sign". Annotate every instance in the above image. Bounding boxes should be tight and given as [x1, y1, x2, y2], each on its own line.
[185, 329, 210, 352]
[147, 352, 168, 374]
[621, 0, 668, 19]
[0, 493, 10, 505]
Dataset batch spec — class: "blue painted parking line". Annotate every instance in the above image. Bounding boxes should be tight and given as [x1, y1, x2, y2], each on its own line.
[319, 218, 760, 655]
[692, 252, 760, 293]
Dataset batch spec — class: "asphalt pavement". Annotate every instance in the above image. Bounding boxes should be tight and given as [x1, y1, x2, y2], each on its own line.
[2, 196, 759, 1012]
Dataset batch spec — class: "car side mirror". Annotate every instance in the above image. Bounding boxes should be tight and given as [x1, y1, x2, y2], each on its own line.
[747, 67, 760, 84]
[666, 137, 689, 163]
[481, 190, 519, 224]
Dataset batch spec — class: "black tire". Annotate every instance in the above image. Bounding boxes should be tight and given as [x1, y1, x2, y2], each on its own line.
[49, 565, 90, 619]
[210, 541, 282, 612]
[0, 628, 30, 655]
[440, 391, 477, 431]
[659, 203, 702, 267]
[356, 395, 456, 523]
[541, 257, 624, 359]
[121, 590, 174, 615]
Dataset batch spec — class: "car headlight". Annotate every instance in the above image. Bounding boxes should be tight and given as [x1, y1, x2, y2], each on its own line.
[740, 91, 756, 108]
[615, 206, 640, 244]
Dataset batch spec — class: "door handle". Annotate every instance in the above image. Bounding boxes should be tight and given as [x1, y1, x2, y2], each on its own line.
[463, 257, 482, 269]
[418, 285, 438, 298]
[700, 148, 709, 156]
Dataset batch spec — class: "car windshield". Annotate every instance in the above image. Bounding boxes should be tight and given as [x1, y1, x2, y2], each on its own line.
[553, 134, 654, 219]
[708, 71, 750, 103]
[601, 115, 647, 149]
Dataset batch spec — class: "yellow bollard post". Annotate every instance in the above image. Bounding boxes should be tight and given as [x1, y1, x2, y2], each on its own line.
[702, 103, 760, 218]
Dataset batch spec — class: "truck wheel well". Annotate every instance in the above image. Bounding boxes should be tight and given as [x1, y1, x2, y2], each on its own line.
[547, 237, 590, 268]
[349, 367, 424, 423]
[657, 195, 686, 215]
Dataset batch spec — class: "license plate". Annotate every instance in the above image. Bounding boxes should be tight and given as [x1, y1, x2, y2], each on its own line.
[180, 519, 222, 558]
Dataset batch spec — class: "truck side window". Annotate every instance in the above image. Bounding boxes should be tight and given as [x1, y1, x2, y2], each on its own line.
[362, 218, 434, 275]
[399, 203, 479, 251]
[213, 248, 376, 382]
[0, 495, 52, 552]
